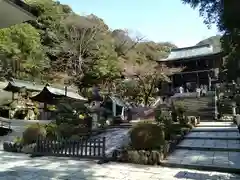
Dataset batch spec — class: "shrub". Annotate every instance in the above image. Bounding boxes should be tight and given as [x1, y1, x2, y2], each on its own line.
[45, 123, 59, 140]
[13, 136, 23, 145]
[154, 105, 163, 123]
[22, 123, 46, 145]
[129, 122, 165, 150]
[118, 150, 163, 165]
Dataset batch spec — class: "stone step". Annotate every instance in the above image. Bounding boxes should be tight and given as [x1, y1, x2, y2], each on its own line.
[185, 132, 240, 140]
[197, 122, 235, 127]
[191, 126, 238, 132]
[161, 149, 240, 174]
[176, 139, 240, 152]
[185, 136, 240, 140]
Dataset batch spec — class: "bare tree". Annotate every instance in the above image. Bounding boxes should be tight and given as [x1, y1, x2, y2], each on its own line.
[63, 24, 99, 76]
[50, 23, 100, 85]
[112, 29, 145, 56]
[123, 62, 182, 106]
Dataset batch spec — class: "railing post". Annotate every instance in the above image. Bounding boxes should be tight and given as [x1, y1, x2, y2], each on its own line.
[102, 137, 106, 159]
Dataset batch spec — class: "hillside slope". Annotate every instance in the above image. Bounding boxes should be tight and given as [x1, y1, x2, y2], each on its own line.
[196, 35, 222, 53]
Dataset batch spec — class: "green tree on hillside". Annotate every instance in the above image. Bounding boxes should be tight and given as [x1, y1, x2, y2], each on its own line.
[181, 0, 240, 81]
[0, 0, 180, 103]
[0, 23, 47, 80]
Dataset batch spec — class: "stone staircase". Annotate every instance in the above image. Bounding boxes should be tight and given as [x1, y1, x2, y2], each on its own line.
[172, 92, 215, 119]
[161, 122, 240, 174]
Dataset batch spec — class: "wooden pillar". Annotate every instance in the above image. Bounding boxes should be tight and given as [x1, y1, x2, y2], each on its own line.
[170, 76, 174, 92]
[208, 72, 211, 91]
[181, 73, 183, 86]
[196, 72, 199, 88]
[64, 86, 67, 96]
[214, 92, 218, 120]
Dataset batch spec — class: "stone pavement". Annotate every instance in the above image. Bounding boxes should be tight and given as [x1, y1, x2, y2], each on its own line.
[163, 121, 240, 173]
[0, 151, 239, 180]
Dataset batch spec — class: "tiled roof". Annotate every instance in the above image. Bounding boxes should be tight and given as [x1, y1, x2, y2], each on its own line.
[46, 86, 87, 101]
[3, 79, 45, 92]
[30, 86, 87, 103]
[159, 44, 220, 61]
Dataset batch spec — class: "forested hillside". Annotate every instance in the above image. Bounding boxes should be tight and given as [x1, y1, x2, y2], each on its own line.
[196, 35, 222, 52]
[0, 0, 180, 104]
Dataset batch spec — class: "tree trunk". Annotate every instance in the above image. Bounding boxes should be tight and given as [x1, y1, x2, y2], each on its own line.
[144, 95, 149, 106]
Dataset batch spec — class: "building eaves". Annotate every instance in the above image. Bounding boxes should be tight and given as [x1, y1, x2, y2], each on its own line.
[159, 44, 221, 62]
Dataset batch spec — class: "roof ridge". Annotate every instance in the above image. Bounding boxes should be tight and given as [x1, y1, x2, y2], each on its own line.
[171, 44, 211, 52]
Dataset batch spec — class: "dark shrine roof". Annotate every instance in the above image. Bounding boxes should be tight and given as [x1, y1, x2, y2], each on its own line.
[159, 44, 221, 62]
[3, 79, 45, 92]
[31, 86, 87, 103]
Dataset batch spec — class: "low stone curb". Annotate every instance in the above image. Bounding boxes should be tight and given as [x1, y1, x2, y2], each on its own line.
[160, 161, 240, 174]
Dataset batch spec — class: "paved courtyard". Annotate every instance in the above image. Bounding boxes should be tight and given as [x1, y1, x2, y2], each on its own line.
[0, 151, 239, 180]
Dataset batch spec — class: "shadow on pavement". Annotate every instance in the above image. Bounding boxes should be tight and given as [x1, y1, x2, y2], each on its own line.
[175, 171, 239, 180]
[0, 151, 100, 179]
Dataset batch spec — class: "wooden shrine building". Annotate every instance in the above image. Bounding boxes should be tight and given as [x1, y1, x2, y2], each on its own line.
[158, 44, 223, 93]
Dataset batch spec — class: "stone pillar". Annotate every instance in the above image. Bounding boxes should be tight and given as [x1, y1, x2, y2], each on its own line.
[232, 102, 237, 116]
[91, 113, 98, 130]
[92, 101, 100, 129]
[112, 101, 116, 117]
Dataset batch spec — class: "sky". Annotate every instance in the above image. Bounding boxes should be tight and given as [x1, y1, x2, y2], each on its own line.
[59, 0, 219, 48]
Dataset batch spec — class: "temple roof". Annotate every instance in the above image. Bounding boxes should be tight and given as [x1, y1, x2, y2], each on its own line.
[31, 86, 87, 103]
[159, 44, 221, 62]
[3, 79, 45, 92]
